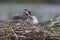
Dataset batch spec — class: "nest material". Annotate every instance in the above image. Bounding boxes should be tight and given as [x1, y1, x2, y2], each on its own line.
[0, 21, 60, 40]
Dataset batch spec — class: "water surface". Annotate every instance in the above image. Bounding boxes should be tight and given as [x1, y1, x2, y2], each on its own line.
[0, 3, 60, 22]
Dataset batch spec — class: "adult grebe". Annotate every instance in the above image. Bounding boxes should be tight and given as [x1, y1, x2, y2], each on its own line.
[8, 9, 38, 26]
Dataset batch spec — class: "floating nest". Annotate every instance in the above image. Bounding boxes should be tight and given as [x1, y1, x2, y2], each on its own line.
[0, 20, 60, 40]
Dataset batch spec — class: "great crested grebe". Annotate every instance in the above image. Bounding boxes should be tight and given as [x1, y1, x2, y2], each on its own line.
[8, 9, 38, 26]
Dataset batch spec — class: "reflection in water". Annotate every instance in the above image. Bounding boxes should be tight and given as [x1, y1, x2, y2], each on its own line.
[0, 3, 60, 21]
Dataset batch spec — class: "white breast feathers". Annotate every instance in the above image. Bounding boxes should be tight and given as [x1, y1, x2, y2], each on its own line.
[27, 16, 38, 25]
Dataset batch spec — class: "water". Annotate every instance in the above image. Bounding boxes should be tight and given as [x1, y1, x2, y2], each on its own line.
[0, 3, 60, 22]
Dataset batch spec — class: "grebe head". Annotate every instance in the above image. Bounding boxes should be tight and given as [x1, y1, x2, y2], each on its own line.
[23, 9, 31, 16]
